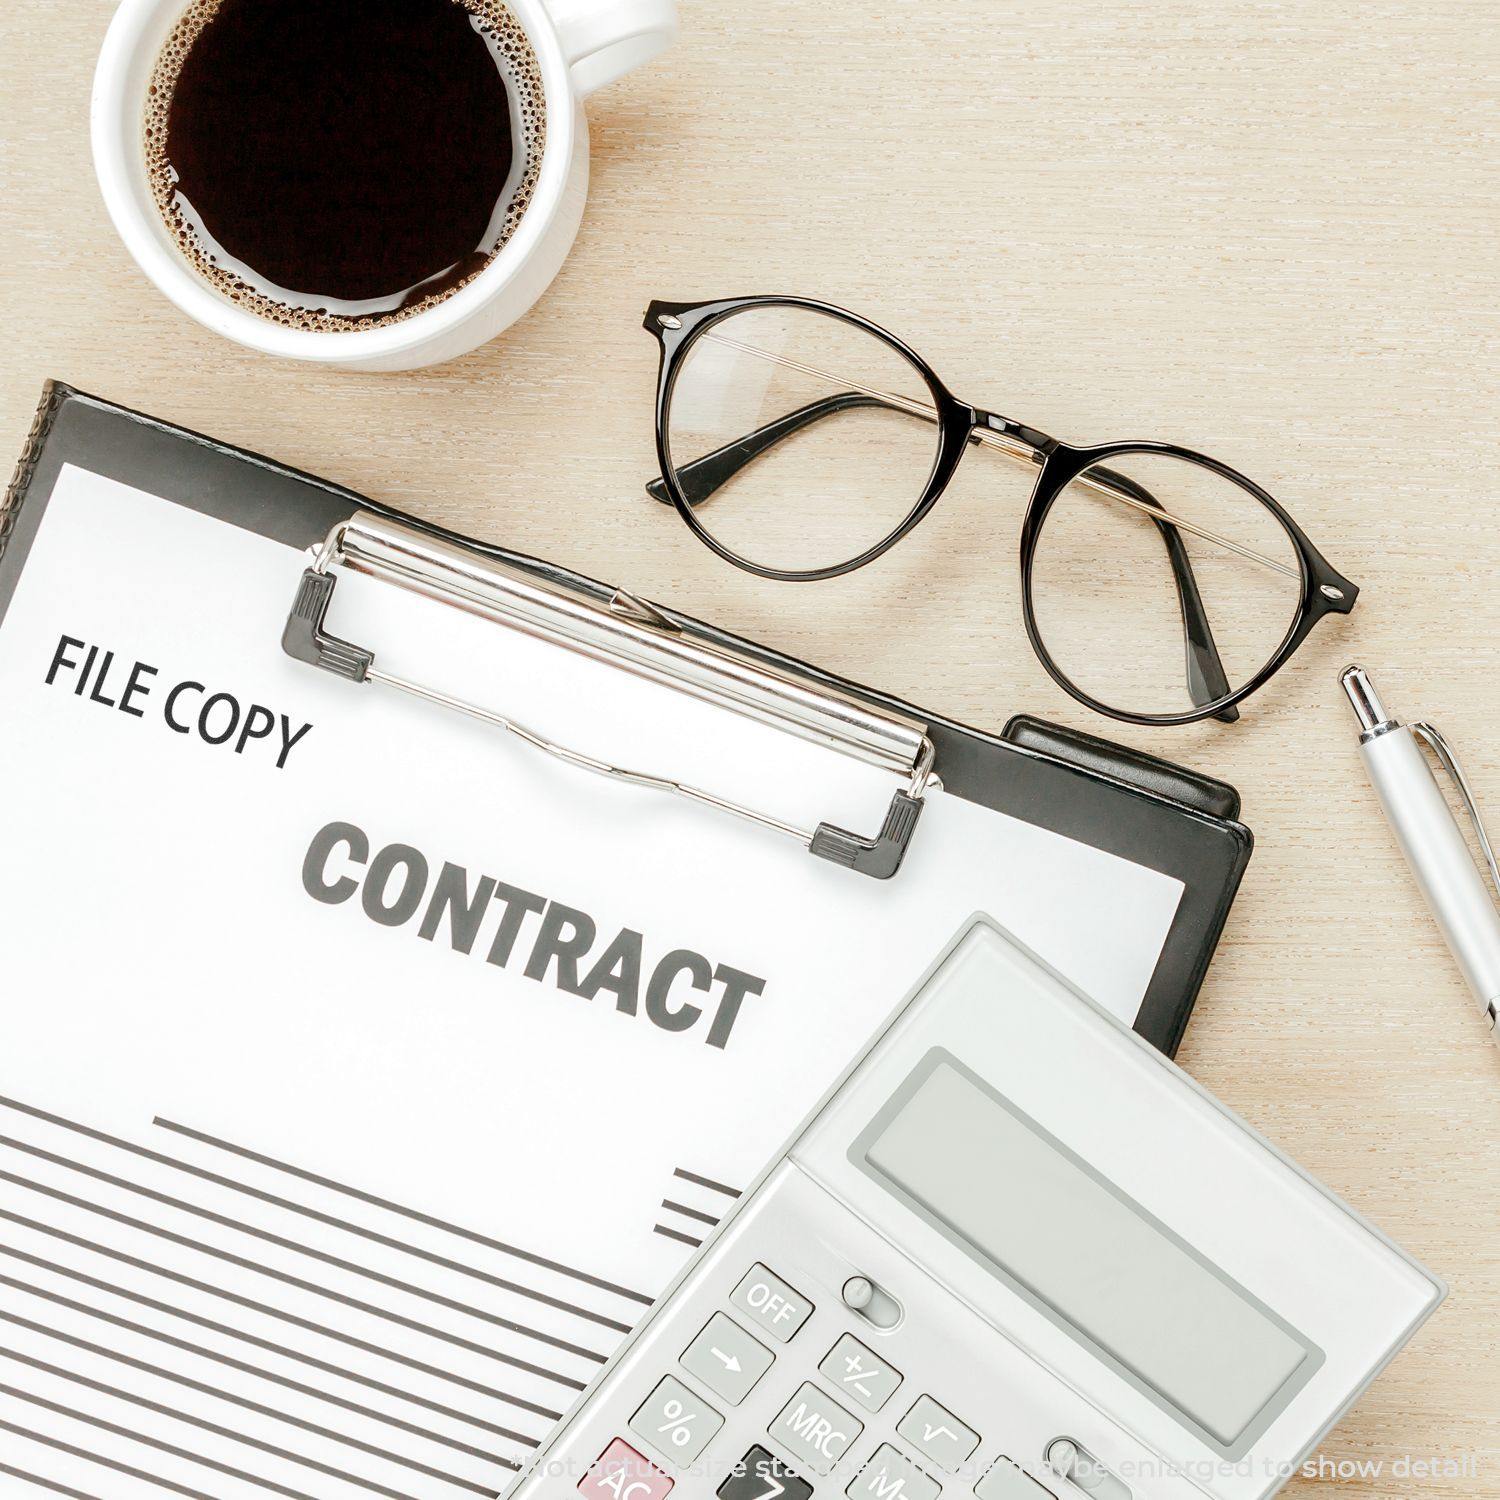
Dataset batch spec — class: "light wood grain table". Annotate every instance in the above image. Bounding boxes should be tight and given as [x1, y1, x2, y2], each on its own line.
[2, 1, 1497, 1494]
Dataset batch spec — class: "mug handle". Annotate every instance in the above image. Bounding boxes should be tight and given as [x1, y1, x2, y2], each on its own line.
[545, 0, 678, 97]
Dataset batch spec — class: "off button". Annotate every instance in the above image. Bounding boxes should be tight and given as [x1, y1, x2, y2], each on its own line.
[731, 1264, 813, 1343]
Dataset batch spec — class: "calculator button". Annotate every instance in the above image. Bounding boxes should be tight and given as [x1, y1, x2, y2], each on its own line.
[578, 1439, 675, 1500]
[847, 1443, 941, 1500]
[681, 1313, 774, 1405]
[731, 1263, 814, 1343]
[897, 1395, 979, 1473]
[718, 1445, 814, 1500]
[819, 1333, 902, 1413]
[630, 1375, 724, 1463]
[975, 1457, 1056, 1499]
[770, 1380, 864, 1475]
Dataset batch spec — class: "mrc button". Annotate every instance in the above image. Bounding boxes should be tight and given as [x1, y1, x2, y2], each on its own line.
[770, 1382, 863, 1475]
[731, 1264, 813, 1342]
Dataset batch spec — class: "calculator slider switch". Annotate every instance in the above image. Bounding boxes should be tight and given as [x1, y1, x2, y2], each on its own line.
[842, 1276, 873, 1310]
[841, 1274, 901, 1330]
[1045, 1439, 1132, 1500]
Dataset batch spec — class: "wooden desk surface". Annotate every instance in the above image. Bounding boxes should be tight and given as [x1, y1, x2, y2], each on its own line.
[2, 1, 1496, 1493]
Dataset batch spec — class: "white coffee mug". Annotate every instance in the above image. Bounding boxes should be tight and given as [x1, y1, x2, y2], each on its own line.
[91, 0, 676, 370]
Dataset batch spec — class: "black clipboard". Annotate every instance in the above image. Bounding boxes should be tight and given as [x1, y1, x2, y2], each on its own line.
[1, 382, 1252, 1056]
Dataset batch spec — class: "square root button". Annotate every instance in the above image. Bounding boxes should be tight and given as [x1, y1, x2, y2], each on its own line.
[897, 1394, 980, 1474]
[769, 1381, 863, 1476]
[578, 1439, 674, 1500]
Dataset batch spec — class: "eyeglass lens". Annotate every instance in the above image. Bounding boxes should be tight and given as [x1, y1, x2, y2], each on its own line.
[664, 304, 941, 574]
[1029, 452, 1305, 719]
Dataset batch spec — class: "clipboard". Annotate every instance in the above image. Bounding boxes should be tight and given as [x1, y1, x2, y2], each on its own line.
[1, 381, 1251, 1056]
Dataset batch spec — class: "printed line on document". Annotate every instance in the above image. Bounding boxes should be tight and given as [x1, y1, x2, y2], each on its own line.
[659, 1199, 720, 1228]
[652, 1225, 703, 1249]
[671, 1167, 742, 1198]
[0, 1213, 561, 1424]
[0, 1136, 610, 1360]
[0, 1420, 214, 1500]
[0, 1460, 101, 1500]
[0, 1346, 470, 1500]
[154, 1115, 654, 1305]
[0, 1267, 512, 1465]
[0, 1170, 588, 1391]
[0, 1097, 631, 1333]
[0, 1311, 501, 1495]
[0, 1386, 321, 1500]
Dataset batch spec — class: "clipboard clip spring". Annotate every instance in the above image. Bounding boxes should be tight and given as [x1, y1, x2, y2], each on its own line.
[283, 516, 935, 879]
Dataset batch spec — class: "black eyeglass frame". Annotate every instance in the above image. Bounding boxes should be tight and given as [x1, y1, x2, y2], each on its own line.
[644, 294, 1359, 729]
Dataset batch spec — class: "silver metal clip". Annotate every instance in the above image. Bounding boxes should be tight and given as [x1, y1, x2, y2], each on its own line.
[282, 513, 936, 879]
[1411, 721, 1500, 901]
[609, 587, 680, 633]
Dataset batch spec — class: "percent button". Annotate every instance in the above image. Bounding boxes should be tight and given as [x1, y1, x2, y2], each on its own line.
[631, 1375, 725, 1464]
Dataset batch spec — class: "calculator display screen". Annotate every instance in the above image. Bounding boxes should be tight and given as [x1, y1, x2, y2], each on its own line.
[856, 1050, 1317, 1451]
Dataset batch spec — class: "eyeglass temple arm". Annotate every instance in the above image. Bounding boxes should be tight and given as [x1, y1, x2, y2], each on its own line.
[645, 391, 888, 507]
[1084, 461, 1239, 724]
[647, 394, 1238, 723]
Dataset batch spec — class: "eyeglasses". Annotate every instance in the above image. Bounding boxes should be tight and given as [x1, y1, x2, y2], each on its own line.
[642, 295, 1359, 728]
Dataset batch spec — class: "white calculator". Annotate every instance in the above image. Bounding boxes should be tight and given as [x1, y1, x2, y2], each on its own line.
[507, 917, 1443, 1500]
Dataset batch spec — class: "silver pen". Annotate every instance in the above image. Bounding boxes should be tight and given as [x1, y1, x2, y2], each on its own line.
[1342, 665, 1500, 1046]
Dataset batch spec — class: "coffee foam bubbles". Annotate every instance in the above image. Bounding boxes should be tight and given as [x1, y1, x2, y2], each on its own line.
[145, 0, 547, 331]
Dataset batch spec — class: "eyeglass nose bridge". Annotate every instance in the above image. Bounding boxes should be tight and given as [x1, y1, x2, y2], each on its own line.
[972, 409, 1058, 459]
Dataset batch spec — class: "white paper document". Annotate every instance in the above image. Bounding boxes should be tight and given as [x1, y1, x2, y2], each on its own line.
[0, 465, 1183, 1499]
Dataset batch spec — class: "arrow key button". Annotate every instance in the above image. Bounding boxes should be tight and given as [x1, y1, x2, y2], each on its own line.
[681, 1312, 775, 1405]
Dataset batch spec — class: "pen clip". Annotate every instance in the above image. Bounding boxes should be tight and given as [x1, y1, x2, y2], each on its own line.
[1411, 721, 1500, 902]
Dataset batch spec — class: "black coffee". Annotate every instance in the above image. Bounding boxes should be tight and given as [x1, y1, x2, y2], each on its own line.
[147, 0, 545, 329]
